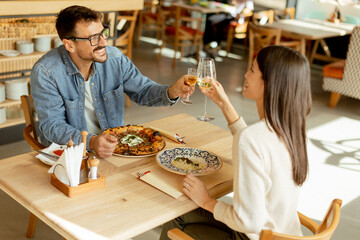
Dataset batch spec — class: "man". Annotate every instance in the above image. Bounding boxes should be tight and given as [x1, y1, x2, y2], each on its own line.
[31, 5, 192, 158]
[203, 0, 254, 57]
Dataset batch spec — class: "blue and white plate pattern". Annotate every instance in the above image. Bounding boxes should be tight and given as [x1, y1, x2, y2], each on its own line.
[156, 147, 222, 176]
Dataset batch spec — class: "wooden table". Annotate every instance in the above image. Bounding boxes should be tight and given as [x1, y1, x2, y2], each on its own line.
[265, 19, 355, 63]
[0, 113, 233, 240]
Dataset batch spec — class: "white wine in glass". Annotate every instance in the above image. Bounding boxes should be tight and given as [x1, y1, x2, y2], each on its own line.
[197, 58, 216, 122]
[181, 68, 197, 105]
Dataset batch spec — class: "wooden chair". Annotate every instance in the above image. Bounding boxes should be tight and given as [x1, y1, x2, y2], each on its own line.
[247, 22, 281, 71]
[323, 26, 360, 108]
[275, 7, 295, 21]
[158, 7, 203, 68]
[115, 10, 139, 108]
[252, 10, 275, 25]
[225, 12, 253, 54]
[20, 95, 45, 238]
[135, 0, 163, 47]
[167, 199, 342, 240]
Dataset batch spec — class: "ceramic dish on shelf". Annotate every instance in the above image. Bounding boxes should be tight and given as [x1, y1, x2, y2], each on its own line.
[0, 50, 20, 57]
[16, 40, 34, 54]
[0, 83, 5, 103]
[5, 79, 29, 100]
[0, 107, 6, 125]
[156, 147, 223, 176]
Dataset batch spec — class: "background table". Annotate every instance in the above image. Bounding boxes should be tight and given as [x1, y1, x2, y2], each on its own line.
[0, 113, 234, 240]
[265, 19, 355, 63]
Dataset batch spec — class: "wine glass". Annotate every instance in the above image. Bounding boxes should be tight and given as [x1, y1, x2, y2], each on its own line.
[181, 68, 198, 105]
[197, 58, 216, 122]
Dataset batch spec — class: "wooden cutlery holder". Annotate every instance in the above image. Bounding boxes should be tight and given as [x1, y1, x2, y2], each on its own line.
[51, 173, 106, 198]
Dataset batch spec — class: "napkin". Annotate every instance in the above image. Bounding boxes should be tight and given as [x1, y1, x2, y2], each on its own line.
[48, 143, 84, 187]
[134, 162, 234, 199]
[35, 142, 62, 165]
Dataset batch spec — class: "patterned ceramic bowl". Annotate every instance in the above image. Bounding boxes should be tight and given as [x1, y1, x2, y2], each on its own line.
[156, 147, 222, 176]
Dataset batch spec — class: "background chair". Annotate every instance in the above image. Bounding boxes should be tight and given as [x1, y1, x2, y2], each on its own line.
[135, 0, 162, 47]
[247, 22, 281, 71]
[158, 7, 203, 68]
[167, 199, 342, 240]
[252, 9, 275, 25]
[20, 94, 45, 238]
[225, 11, 253, 54]
[116, 10, 139, 108]
[322, 26, 360, 108]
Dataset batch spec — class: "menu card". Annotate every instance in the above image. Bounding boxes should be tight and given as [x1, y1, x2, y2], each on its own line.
[134, 162, 233, 199]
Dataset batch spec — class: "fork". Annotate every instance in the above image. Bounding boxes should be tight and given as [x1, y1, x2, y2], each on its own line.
[136, 171, 151, 179]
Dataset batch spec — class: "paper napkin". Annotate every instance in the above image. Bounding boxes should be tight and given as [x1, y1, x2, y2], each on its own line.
[48, 143, 84, 187]
[35, 142, 62, 165]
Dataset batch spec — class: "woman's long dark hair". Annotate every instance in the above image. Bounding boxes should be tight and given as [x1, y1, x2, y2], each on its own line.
[257, 45, 312, 186]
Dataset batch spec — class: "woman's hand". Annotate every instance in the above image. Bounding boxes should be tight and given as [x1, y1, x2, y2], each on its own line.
[200, 79, 240, 125]
[199, 79, 230, 109]
[168, 75, 195, 99]
[183, 174, 217, 213]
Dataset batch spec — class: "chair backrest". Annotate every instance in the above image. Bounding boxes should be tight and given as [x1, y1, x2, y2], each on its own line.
[253, 10, 275, 25]
[275, 7, 295, 20]
[342, 26, 360, 86]
[260, 199, 342, 240]
[116, 10, 139, 60]
[247, 22, 281, 70]
[20, 95, 45, 150]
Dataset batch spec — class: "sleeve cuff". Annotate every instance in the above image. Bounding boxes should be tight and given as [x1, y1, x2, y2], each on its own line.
[227, 117, 247, 135]
[166, 86, 179, 105]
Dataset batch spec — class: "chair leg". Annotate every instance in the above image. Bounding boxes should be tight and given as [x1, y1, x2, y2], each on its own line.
[226, 27, 234, 54]
[26, 213, 37, 238]
[329, 92, 341, 108]
[125, 95, 131, 108]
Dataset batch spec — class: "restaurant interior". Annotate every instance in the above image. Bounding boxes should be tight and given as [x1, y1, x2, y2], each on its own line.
[0, 0, 359, 239]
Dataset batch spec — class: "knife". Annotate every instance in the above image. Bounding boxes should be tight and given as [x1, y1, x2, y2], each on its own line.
[148, 126, 186, 144]
[33, 149, 60, 160]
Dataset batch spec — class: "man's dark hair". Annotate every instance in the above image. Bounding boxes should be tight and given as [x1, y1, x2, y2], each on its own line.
[56, 5, 102, 40]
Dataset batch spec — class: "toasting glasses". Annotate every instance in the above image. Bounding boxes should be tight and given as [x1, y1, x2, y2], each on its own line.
[181, 68, 198, 105]
[197, 58, 216, 122]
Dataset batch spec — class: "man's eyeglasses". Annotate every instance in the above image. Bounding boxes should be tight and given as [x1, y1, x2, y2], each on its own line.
[67, 28, 110, 46]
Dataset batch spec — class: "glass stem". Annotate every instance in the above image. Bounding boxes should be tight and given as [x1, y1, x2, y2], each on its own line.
[204, 96, 208, 117]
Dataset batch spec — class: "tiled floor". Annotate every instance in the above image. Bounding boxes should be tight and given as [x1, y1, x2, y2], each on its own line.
[0, 37, 359, 239]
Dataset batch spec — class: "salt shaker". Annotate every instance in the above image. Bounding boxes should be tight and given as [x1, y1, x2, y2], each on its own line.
[88, 157, 100, 179]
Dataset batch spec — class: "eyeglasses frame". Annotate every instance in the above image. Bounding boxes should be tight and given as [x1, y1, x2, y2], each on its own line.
[67, 27, 110, 46]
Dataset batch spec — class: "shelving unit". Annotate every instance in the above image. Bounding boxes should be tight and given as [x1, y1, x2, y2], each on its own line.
[0, 0, 144, 131]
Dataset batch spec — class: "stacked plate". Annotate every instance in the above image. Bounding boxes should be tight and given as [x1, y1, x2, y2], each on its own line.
[5, 79, 29, 100]
[0, 107, 5, 124]
[0, 83, 5, 103]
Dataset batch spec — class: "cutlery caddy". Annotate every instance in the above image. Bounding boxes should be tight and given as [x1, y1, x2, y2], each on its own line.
[51, 173, 106, 198]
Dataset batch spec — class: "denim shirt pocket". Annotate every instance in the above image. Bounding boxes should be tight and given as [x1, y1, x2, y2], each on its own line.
[102, 85, 124, 121]
[63, 98, 84, 129]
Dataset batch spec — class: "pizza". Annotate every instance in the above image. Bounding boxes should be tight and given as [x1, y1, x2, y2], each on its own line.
[103, 125, 165, 156]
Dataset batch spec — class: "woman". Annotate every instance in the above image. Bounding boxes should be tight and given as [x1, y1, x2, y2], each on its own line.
[160, 45, 312, 240]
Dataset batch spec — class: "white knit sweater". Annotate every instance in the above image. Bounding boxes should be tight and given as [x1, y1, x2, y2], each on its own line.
[214, 117, 303, 240]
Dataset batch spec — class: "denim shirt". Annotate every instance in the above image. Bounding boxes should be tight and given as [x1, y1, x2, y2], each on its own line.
[31, 45, 176, 149]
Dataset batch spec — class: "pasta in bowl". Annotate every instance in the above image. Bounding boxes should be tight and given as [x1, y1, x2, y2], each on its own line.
[156, 147, 222, 176]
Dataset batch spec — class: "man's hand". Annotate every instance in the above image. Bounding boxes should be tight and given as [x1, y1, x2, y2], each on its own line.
[89, 133, 118, 158]
[168, 75, 195, 99]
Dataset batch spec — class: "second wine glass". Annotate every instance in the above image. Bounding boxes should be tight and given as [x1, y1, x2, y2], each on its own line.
[197, 58, 216, 122]
[181, 68, 198, 105]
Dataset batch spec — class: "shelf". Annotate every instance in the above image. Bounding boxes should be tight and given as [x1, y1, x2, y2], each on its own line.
[0, 99, 21, 108]
[0, 117, 24, 128]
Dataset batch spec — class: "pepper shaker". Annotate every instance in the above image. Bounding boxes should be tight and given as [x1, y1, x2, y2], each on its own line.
[88, 157, 100, 179]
